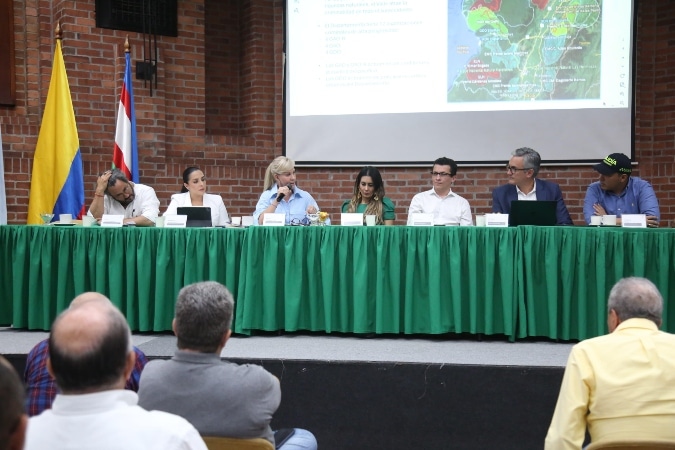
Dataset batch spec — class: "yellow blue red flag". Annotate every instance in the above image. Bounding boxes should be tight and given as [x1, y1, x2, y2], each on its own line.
[27, 39, 85, 224]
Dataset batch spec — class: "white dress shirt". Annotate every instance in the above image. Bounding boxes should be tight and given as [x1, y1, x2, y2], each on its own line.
[164, 192, 229, 226]
[25, 390, 207, 450]
[407, 188, 472, 225]
[87, 183, 160, 223]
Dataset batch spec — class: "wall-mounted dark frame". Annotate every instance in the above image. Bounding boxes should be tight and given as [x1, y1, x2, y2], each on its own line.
[0, 0, 16, 106]
[95, 0, 178, 37]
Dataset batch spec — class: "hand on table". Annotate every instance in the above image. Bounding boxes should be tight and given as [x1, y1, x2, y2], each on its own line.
[647, 216, 659, 228]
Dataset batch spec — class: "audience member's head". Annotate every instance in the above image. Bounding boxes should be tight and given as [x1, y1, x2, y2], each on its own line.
[607, 277, 663, 331]
[174, 281, 235, 353]
[511, 147, 541, 177]
[48, 293, 134, 394]
[0, 356, 27, 450]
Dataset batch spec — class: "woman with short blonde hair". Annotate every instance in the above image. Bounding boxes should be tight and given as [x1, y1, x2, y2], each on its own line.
[253, 156, 319, 225]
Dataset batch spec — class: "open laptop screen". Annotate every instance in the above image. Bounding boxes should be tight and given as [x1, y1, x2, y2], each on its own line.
[176, 206, 212, 228]
[509, 201, 557, 226]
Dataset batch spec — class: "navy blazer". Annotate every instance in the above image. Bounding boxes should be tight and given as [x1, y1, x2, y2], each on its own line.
[492, 178, 573, 225]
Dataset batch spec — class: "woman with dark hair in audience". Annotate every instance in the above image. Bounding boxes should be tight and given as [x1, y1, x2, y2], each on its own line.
[342, 166, 395, 225]
[164, 167, 229, 226]
[253, 156, 319, 225]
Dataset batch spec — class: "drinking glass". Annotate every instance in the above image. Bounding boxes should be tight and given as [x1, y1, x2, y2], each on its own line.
[39, 212, 55, 225]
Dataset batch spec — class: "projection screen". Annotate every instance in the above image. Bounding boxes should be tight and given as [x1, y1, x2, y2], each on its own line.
[284, 0, 635, 166]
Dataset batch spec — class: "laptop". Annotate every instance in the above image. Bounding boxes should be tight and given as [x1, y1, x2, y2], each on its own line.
[508, 200, 557, 226]
[176, 206, 212, 227]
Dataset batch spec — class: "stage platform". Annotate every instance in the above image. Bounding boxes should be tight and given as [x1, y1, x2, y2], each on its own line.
[2, 328, 575, 450]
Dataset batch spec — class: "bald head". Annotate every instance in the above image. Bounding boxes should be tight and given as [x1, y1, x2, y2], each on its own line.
[69, 291, 111, 308]
[49, 296, 133, 394]
[0, 356, 26, 450]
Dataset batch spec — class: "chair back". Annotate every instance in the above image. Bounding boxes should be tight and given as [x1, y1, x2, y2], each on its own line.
[202, 436, 274, 450]
[586, 440, 675, 450]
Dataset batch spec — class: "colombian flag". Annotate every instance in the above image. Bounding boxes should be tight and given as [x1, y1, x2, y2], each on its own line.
[112, 50, 139, 183]
[27, 39, 85, 224]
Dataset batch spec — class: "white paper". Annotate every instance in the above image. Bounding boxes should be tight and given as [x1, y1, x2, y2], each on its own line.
[341, 213, 364, 226]
[100, 214, 125, 228]
[621, 214, 646, 228]
[485, 213, 509, 228]
[410, 213, 434, 226]
[163, 214, 188, 228]
[262, 213, 286, 226]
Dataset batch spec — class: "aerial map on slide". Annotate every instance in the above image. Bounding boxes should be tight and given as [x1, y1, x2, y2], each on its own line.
[447, 0, 602, 102]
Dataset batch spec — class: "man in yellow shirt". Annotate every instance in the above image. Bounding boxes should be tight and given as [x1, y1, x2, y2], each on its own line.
[545, 277, 675, 449]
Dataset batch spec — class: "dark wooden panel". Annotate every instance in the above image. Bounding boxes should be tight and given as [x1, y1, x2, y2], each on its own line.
[0, 0, 15, 106]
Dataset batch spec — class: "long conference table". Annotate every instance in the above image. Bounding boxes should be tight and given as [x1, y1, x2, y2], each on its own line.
[1, 225, 674, 341]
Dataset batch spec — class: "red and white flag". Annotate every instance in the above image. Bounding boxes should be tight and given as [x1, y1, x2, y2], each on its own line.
[112, 51, 138, 182]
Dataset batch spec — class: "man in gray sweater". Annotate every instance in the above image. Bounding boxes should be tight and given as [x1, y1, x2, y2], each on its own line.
[138, 281, 317, 450]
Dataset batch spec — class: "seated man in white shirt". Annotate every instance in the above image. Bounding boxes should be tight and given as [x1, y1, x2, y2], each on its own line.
[88, 169, 160, 226]
[24, 292, 207, 450]
[407, 157, 472, 226]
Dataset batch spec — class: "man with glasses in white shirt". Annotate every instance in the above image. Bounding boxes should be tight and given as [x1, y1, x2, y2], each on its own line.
[407, 157, 472, 226]
[492, 147, 573, 225]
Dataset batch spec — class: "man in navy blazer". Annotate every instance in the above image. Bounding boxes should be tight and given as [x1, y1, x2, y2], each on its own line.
[492, 147, 573, 225]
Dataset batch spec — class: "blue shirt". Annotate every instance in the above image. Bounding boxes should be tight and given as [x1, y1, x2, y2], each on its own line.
[583, 176, 660, 224]
[253, 185, 319, 225]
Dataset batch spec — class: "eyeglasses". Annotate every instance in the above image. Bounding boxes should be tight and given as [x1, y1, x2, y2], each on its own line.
[290, 217, 310, 226]
[505, 165, 533, 173]
[430, 171, 452, 177]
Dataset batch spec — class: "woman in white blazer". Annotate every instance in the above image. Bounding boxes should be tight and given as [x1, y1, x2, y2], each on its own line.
[164, 167, 229, 226]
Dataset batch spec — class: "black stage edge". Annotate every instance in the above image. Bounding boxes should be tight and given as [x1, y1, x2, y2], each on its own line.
[8, 355, 564, 450]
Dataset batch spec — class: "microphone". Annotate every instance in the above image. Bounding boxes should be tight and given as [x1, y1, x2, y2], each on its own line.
[276, 184, 292, 202]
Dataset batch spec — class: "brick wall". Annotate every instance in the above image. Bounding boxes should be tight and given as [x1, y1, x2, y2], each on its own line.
[1, 0, 673, 225]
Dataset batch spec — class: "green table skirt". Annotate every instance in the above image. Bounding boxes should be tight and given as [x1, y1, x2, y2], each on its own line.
[235, 226, 522, 338]
[0, 226, 244, 331]
[2, 225, 674, 340]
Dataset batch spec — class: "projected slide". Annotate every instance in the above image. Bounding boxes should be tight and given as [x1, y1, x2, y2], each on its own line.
[285, 0, 633, 164]
[448, 0, 602, 103]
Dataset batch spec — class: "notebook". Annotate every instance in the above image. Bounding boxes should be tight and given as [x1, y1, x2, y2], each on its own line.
[508, 200, 557, 226]
[176, 206, 212, 227]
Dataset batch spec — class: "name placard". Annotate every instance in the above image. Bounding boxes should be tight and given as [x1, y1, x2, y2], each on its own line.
[485, 213, 509, 228]
[621, 214, 647, 228]
[341, 213, 364, 226]
[410, 213, 434, 226]
[262, 213, 286, 226]
[100, 214, 124, 228]
[163, 215, 188, 228]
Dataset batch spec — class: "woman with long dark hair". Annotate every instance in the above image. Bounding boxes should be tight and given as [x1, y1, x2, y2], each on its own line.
[341, 166, 395, 225]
